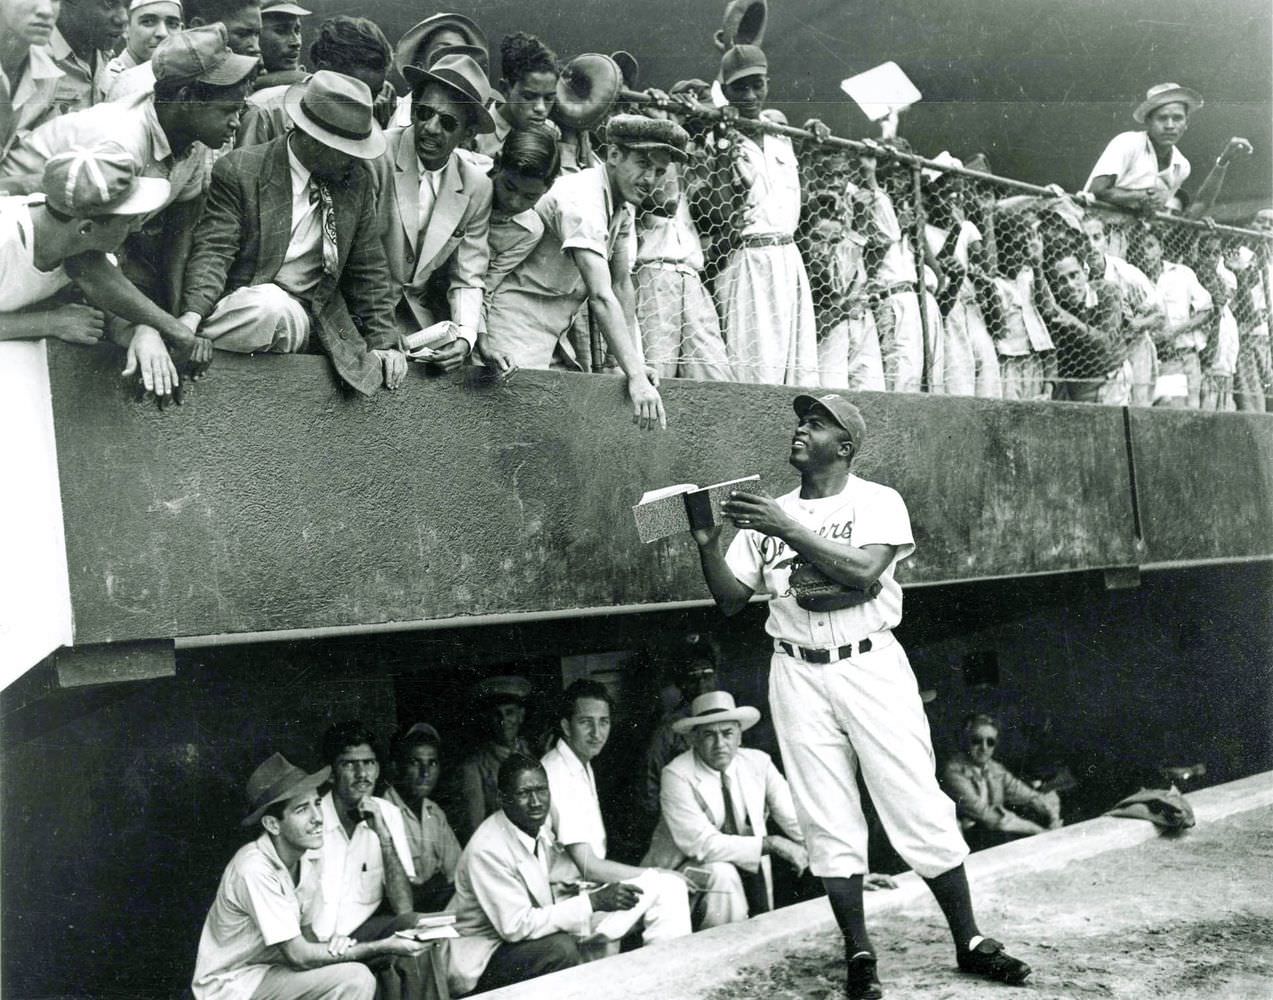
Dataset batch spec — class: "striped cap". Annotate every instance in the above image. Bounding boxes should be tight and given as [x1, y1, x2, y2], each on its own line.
[42, 144, 171, 217]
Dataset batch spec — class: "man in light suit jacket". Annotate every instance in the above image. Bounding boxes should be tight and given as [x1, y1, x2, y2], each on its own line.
[642, 691, 808, 928]
[180, 71, 406, 395]
[447, 752, 642, 996]
[373, 51, 492, 372]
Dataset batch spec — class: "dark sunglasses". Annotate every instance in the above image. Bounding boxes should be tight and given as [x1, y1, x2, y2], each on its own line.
[414, 103, 461, 133]
[971, 737, 997, 748]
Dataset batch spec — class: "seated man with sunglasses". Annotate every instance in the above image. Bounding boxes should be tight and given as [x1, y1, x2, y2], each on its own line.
[373, 51, 493, 374]
[941, 713, 1062, 851]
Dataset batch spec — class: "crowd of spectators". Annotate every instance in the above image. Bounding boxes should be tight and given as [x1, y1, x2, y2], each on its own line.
[2, 0, 1271, 419]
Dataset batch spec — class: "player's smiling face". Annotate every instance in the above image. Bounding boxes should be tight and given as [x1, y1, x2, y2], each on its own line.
[790, 408, 851, 471]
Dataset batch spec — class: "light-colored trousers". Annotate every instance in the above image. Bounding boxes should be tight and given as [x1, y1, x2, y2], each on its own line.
[943, 295, 1001, 398]
[635, 264, 732, 381]
[689, 858, 773, 929]
[816, 311, 885, 391]
[719, 242, 818, 386]
[999, 353, 1048, 401]
[768, 634, 968, 880]
[875, 289, 945, 394]
[578, 868, 691, 960]
[250, 963, 376, 1000]
[199, 283, 311, 354]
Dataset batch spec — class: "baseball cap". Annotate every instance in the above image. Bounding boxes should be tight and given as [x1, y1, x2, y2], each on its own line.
[261, 0, 312, 16]
[793, 393, 867, 448]
[128, 0, 182, 13]
[151, 24, 260, 87]
[719, 43, 767, 86]
[605, 114, 690, 162]
[43, 144, 171, 217]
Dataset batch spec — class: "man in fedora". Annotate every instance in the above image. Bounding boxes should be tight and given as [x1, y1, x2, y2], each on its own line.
[641, 690, 806, 929]
[192, 752, 429, 1000]
[179, 70, 407, 395]
[1085, 82, 1251, 217]
[373, 51, 493, 372]
[691, 394, 1034, 997]
[482, 113, 675, 430]
[386, 722, 463, 912]
[457, 675, 533, 842]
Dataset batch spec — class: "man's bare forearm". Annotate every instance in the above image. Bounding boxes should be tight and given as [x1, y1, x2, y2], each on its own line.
[66, 253, 192, 347]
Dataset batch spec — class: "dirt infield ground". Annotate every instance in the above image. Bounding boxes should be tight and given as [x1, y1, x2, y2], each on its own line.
[704, 803, 1273, 1000]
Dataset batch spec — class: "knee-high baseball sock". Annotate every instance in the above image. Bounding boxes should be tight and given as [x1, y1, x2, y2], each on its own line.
[823, 875, 874, 957]
[923, 865, 982, 954]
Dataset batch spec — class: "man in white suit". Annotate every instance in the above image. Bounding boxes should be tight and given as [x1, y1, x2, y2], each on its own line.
[447, 753, 642, 996]
[642, 691, 808, 928]
[374, 51, 493, 372]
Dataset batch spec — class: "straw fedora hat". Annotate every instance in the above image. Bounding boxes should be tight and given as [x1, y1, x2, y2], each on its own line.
[1133, 82, 1203, 124]
[284, 70, 385, 159]
[241, 753, 331, 827]
[672, 690, 761, 735]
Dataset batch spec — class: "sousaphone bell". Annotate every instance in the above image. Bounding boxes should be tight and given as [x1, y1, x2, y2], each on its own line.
[552, 52, 625, 130]
[714, 0, 767, 51]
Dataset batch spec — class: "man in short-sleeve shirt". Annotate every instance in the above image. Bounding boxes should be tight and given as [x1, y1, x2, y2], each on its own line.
[194, 753, 427, 1000]
[692, 394, 1033, 998]
[481, 113, 672, 430]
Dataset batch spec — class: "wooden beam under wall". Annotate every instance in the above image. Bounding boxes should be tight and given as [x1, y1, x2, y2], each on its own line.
[54, 640, 176, 688]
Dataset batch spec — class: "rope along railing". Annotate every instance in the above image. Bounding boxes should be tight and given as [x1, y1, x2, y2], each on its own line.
[610, 99, 1273, 410]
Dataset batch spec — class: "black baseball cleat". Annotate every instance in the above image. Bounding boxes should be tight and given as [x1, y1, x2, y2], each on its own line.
[957, 938, 1032, 985]
[846, 950, 884, 999]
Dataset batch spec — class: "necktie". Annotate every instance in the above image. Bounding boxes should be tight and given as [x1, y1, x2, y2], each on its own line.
[309, 180, 339, 277]
[720, 772, 740, 835]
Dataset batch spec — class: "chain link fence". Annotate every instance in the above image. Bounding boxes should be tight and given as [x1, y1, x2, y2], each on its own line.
[612, 105, 1273, 411]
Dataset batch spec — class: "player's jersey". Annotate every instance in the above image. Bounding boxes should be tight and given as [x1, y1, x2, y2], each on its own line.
[725, 474, 915, 647]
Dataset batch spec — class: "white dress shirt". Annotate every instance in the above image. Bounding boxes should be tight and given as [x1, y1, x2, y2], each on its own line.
[273, 141, 324, 296]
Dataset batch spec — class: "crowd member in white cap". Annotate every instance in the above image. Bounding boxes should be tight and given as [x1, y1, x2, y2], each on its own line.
[236, 16, 393, 147]
[105, 0, 183, 84]
[1085, 82, 1252, 217]
[642, 690, 806, 929]
[374, 52, 494, 371]
[691, 393, 1034, 998]
[0, 0, 66, 158]
[179, 70, 404, 395]
[482, 114, 675, 430]
[192, 752, 428, 1000]
[541, 679, 692, 955]
[107, 0, 260, 100]
[254, 0, 308, 91]
[0, 143, 179, 403]
[386, 723, 463, 913]
[714, 44, 821, 386]
[48, 0, 126, 114]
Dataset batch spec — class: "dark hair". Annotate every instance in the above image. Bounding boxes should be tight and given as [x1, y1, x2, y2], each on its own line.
[1124, 225, 1161, 272]
[262, 799, 290, 822]
[153, 75, 254, 105]
[309, 16, 391, 75]
[184, 0, 258, 26]
[494, 124, 561, 184]
[390, 724, 440, 766]
[496, 751, 546, 798]
[499, 32, 558, 87]
[557, 679, 614, 725]
[320, 720, 378, 768]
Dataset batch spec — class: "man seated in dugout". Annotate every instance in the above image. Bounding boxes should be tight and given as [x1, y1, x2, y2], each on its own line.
[642, 690, 808, 929]
[447, 753, 645, 996]
[309, 721, 450, 999]
[457, 676, 533, 843]
[192, 753, 430, 1000]
[541, 679, 691, 955]
[386, 723, 463, 913]
[941, 713, 1062, 851]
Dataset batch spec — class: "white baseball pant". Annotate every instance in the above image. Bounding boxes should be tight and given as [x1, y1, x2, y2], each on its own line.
[768, 633, 968, 880]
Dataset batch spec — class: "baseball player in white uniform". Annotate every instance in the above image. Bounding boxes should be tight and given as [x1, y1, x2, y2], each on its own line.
[691, 393, 1032, 999]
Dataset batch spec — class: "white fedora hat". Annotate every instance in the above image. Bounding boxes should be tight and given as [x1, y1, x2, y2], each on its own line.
[672, 690, 761, 735]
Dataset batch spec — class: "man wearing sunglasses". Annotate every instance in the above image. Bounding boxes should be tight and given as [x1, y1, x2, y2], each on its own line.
[374, 51, 494, 376]
[942, 713, 1062, 850]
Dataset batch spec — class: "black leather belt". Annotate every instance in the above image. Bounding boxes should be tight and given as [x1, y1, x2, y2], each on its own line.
[740, 233, 794, 248]
[778, 638, 873, 663]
